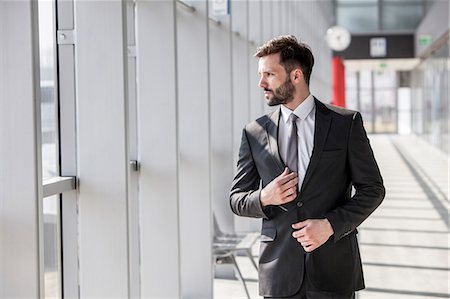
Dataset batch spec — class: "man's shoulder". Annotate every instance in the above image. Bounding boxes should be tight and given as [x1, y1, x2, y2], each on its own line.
[317, 100, 358, 118]
[244, 110, 277, 133]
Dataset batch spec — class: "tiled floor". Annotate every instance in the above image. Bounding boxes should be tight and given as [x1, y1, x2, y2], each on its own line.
[214, 135, 450, 299]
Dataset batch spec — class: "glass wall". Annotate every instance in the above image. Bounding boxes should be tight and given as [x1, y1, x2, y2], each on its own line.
[346, 69, 397, 133]
[374, 71, 397, 132]
[412, 43, 449, 154]
[337, 0, 432, 33]
[38, 0, 62, 297]
[39, 0, 58, 179]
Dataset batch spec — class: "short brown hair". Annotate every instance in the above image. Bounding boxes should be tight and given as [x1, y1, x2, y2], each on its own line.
[254, 35, 314, 85]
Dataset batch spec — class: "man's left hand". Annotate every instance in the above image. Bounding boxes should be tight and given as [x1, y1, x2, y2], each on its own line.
[291, 219, 334, 252]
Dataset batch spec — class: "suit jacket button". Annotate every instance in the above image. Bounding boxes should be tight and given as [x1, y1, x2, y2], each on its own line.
[297, 201, 303, 207]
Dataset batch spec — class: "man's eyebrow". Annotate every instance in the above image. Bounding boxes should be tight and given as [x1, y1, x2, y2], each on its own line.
[259, 68, 275, 74]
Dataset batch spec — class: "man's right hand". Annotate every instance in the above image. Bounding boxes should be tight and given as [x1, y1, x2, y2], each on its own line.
[260, 167, 298, 207]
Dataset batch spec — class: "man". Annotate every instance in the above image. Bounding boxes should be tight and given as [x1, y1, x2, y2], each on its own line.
[229, 35, 385, 299]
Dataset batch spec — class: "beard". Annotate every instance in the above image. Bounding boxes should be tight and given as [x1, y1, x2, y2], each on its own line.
[265, 77, 295, 106]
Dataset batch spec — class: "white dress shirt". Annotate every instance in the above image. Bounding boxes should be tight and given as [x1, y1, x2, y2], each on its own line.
[279, 94, 316, 189]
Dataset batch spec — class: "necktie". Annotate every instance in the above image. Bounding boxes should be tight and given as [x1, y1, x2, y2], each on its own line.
[286, 113, 299, 173]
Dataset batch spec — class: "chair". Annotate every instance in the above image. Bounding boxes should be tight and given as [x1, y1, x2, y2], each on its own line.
[213, 214, 259, 299]
[213, 249, 251, 299]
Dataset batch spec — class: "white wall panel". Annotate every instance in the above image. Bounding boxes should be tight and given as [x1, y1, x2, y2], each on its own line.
[261, 0, 273, 42]
[231, 0, 250, 165]
[74, 1, 129, 296]
[209, 14, 234, 234]
[249, 0, 264, 121]
[0, 1, 42, 297]
[176, 0, 213, 297]
[135, 1, 180, 297]
[231, 0, 260, 232]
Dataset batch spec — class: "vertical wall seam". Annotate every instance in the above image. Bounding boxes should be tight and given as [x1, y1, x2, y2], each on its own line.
[120, 1, 132, 297]
[173, 0, 182, 297]
[30, 0, 45, 297]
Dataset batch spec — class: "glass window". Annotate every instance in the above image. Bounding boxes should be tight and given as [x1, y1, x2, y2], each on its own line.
[345, 70, 359, 110]
[38, 0, 59, 180]
[360, 89, 374, 133]
[337, 0, 427, 33]
[381, 1, 423, 31]
[374, 70, 396, 88]
[43, 195, 62, 298]
[374, 88, 397, 133]
[38, 1, 62, 298]
[337, 4, 378, 33]
[360, 70, 373, 89]
[337, 0, 377, 4]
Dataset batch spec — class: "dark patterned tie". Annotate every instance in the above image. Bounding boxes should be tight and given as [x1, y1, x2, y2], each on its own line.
[286, 113, 299, 173]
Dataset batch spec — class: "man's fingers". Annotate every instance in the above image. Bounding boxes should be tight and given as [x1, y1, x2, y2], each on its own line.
[278, 189, 297, 205]
[299, 240, 313, 247]
[277, 170, 297, 184]
[303, 244, 316, 252]
[281, 185, 297, 197]
[283, 176, 299, 189]
[292, 220, 308, 230]
[292, 230, 307, 239]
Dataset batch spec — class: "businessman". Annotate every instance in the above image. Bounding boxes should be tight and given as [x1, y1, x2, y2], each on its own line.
[230, 35, 385, 298]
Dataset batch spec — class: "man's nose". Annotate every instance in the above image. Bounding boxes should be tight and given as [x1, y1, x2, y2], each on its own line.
[258, 76, 266, 88]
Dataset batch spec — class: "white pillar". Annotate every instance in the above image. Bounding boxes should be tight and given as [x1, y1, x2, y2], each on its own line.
[0, 1, 43, 297]
[135, 0, 181, 297]
[248, 0, 264, 121]
[74, 1, 129, 296]
[176, 0, 213, 297]
[209, 11, 235, 234]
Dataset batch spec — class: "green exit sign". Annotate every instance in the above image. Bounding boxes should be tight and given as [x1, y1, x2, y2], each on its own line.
[418, 35, 432, 46]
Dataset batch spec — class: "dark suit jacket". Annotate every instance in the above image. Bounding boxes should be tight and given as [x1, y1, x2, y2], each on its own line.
[230, 98, 385, 297]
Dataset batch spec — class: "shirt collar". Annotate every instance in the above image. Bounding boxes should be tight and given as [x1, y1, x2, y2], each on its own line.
[280, 94, 315, 123]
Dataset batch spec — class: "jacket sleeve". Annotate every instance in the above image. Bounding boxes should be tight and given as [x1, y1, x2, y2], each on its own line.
[326, 112, 385, 242]
[229, 128, 268, 219]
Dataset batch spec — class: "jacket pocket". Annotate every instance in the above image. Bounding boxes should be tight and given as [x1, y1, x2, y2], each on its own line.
[260, 227, 277, 242]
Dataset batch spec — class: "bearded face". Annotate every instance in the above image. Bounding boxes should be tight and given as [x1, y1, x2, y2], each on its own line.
[265, 76, 295, 106]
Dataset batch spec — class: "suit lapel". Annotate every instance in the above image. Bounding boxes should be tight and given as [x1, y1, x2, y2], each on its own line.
[265, 107, 285, 173]
[300, 99, 332, 194]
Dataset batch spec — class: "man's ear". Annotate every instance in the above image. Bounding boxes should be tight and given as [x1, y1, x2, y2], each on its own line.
[292, 68, 304, 82]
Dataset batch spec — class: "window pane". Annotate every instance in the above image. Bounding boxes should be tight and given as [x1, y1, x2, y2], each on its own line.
[360, 89, 374, 133]
[43, 195, 61, 298]
[337, 0, 377, 4]
[360, 70, 373, 89]
[375, 88, 397, 133]
[337, 4, 378, 33]
[345, 70, 359, 110]
[38, 1, 61, 298]
[374, 70, 396, 88]
[381, 1, 423, 31]
[39, 0, 58, 179]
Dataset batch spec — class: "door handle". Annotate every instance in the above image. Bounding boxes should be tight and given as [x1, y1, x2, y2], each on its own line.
[129, 160, 140, 172]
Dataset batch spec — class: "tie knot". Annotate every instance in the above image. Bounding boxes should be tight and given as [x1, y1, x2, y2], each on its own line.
[289, 113, 298, 123]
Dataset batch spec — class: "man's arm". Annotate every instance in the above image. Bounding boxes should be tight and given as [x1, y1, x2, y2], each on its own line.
[230, 128, 299, 218]
[325, 112, 385, 242]
[230, 128, 267, 218]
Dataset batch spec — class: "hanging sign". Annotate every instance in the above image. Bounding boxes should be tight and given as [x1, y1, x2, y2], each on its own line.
[211, 0, 229, 16]
[418, 35, 432, 46]
[370, 38, 387, 57]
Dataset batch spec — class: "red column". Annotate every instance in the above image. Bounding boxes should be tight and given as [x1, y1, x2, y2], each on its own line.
[332, 56, 346, 108]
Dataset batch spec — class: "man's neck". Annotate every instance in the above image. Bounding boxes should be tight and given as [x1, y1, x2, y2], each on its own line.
[284, 91, 311, 111]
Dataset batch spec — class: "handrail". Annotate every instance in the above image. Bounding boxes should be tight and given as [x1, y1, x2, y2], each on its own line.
[43, 176, 76, 197]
